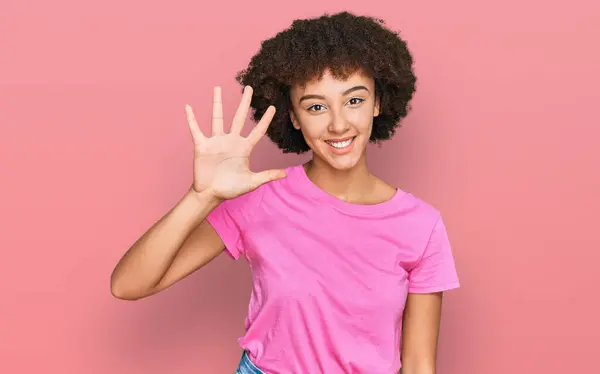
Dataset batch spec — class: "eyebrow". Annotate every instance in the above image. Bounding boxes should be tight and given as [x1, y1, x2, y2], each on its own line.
[299, 85, 370, 103]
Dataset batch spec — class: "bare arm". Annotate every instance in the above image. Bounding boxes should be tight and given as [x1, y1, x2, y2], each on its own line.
[110, 188, 225, 300]
[110, 85, 284, 301]
[400, 292, 444, 374]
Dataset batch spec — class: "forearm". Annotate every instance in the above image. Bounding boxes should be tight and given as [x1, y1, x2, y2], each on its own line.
[110, 188, 222, 298]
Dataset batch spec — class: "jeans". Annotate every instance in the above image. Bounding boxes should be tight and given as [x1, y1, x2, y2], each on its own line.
[235, 350, 266, 374]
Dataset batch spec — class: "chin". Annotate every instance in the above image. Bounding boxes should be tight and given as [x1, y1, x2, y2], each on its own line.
[325, 155, 361, 171]
[315, 137, 366, 171]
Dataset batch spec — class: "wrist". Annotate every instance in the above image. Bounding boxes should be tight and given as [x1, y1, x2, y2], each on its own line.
[185, 186, 224, 210]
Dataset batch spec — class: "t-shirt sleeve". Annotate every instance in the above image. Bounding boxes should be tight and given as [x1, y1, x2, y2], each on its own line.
[408, 215, 460, 293]
[205, 187, 265, 260]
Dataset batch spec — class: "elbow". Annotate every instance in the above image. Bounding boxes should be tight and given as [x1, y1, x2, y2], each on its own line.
[111, 284, 136, 300]
[111, 281, 133, 300]
[111, 284, 145, 301]
[110, 273, 143, 301]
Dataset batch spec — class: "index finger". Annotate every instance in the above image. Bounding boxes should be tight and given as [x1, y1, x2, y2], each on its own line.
[230, 86, 253, 135]
[247, 105, 276, 145]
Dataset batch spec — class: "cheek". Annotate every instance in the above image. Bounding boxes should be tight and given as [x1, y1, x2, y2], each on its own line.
[298, 117, 329, 140]
[350, 111, 374, 133]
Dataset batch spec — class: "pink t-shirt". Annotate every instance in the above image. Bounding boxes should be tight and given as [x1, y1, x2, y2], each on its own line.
[206, 163, 460, 373]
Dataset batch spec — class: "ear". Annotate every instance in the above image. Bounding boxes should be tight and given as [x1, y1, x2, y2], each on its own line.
[373, 96, 380, 117]
[290, 110, 301, 130]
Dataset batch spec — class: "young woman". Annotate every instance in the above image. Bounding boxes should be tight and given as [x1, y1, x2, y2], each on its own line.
[111, 11, 460, 374]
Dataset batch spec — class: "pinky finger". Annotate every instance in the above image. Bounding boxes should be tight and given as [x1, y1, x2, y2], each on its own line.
[185, 104, 205, 144]
[247, 105, 276, 145]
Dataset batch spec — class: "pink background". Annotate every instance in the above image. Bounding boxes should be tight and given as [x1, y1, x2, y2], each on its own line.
[1, 1, 599, 373]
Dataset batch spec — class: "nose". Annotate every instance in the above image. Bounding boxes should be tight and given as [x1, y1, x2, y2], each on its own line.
[327, 109, 350, 134]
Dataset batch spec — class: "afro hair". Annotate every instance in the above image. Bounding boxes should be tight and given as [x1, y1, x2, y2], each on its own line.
[236, 11, 417, 154]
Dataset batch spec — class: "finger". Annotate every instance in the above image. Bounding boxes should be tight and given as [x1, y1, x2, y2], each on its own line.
[185, 104, 205, 144]
[250, 169, 287, 190]
[230, 86, 253, 135]
[247, 105, 276, 145]
[212, 86, 224, 135]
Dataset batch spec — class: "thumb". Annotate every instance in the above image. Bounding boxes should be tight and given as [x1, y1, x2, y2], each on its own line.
[249, 169, 287, 190]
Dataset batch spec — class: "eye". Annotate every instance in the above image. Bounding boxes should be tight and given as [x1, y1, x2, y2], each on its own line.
[307, 104, 326, 112]
[348, 97, 365, 106]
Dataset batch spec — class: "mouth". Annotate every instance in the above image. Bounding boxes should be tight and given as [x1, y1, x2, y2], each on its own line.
[324, 136, 356, 153]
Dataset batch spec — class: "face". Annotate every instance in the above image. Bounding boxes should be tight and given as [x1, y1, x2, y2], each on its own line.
[289, 69, 380, 171]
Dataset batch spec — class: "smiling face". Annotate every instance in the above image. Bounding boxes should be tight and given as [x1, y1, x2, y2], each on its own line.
[289, 68, 380, 171]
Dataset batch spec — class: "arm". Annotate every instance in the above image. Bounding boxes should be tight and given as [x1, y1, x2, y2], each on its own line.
[110, 188, 226, 300]
[110, 86, 284, 301]
[110, 86, 283, 301]
[399, 292, 444, 374]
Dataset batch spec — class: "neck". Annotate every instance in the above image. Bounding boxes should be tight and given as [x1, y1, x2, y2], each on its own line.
[303, 154, 375, 203]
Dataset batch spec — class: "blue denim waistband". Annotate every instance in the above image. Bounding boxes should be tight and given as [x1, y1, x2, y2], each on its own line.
[235, 350, 266, 374]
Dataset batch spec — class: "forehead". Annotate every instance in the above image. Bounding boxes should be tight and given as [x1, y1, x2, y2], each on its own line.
[290, 68, 374, 96]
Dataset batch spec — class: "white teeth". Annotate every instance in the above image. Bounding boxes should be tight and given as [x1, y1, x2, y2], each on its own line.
[327, 138, 353, 148]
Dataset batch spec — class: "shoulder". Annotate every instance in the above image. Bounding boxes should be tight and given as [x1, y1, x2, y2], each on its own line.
[372, 175, 441, 221]
[386, 186, 444, 235]
[403, 192, 441, 219]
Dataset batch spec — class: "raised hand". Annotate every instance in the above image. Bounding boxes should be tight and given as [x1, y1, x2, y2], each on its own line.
[185, 86, 286, 200]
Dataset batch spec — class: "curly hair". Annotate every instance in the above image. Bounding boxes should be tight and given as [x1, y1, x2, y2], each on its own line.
[235, 11, 417, 154]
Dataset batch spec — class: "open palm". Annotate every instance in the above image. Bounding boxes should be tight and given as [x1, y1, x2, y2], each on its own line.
[185, 86, 286, 200]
